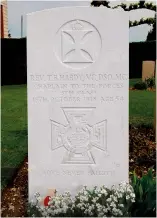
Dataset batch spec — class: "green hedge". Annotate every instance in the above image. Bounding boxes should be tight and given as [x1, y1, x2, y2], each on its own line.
[129, 40, 156, 79]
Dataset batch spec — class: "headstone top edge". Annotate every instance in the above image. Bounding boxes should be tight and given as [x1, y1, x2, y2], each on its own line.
[26, 6, 90, 17]
[26, 6, 128, 17]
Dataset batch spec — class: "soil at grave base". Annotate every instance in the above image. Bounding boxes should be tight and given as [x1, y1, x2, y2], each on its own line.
[129, 126, 156, 177]
[1, 157, 28, 217]
[1, 127, 156, 217]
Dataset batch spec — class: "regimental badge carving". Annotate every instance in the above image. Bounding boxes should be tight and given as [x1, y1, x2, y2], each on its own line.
[50, 108, 107, 164]
[54, 20, 102, 69]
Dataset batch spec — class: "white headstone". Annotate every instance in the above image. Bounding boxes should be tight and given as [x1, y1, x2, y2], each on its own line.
[27, 6, 129, 199]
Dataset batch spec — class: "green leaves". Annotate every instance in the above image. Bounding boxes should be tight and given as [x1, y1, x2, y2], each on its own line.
[91, 0, 156, 11]
[130, 169, 156, 217]
[132, 170, 137, 186]
[145, 77, 156, 89]
[133, 81, 148, 90]
[139, 184, 143, 201]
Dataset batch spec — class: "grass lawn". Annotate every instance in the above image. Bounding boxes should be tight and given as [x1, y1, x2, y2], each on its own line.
[129, 78, 141, 87]
[1, 85, 27, 189]
[1, 84, 156, 189]
[130, 90, 156, 126]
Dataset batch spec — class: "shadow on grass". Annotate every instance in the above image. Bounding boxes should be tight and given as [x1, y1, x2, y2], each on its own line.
[1, 167, 20, 179]
[7, 129, 28, 136]
[1, 167, 22, 190]
[1, 156, 28, 190]
[129, 123, 154, 129]
[1, 129, 28, 189]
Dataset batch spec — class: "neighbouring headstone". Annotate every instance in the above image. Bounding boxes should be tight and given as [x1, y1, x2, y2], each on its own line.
[142, 60, 155, 81]
[27, 6, 129, 200]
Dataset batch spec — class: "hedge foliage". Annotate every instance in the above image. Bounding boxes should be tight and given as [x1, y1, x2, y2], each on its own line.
[129, 40, 156, 79]
[1, 38, 27, 85]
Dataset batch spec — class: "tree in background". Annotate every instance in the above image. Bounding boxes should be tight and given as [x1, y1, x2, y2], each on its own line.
[91, 1, 110, 8]
[147, 14, 156, 41]
[91, 1, 156, 40]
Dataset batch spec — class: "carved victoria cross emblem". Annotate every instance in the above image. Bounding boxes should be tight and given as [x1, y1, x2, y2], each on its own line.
[50, 108, 107, 164]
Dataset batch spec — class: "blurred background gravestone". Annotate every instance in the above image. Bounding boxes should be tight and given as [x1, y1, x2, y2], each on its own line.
[142, 60, 155, 81]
